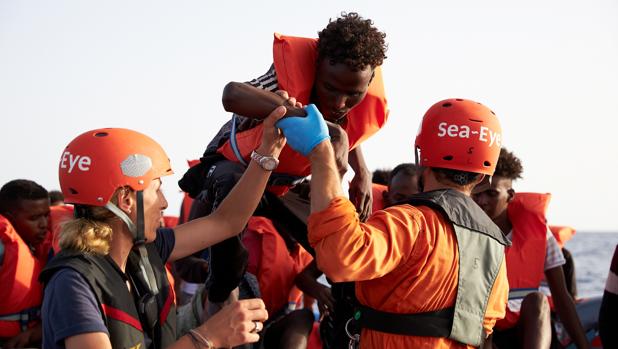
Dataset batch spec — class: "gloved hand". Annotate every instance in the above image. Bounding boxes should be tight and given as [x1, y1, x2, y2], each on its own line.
[276, 104, 330, 156]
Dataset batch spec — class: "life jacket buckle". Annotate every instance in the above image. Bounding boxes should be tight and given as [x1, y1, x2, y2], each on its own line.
[345, 318, 360, 349]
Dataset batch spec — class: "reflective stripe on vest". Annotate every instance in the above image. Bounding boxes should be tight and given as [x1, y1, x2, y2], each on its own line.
[508, 288, 540, 300]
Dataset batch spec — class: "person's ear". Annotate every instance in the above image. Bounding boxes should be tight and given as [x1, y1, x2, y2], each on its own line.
[506, 188, 515, 203]
[114, 188, 134, 214]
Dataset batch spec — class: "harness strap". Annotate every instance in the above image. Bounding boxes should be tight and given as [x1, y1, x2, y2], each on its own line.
[230, 114, 249, 166]
[0, 306, 41, 331]
[356, 305, 454, 337]
[508, 288, 540, 300]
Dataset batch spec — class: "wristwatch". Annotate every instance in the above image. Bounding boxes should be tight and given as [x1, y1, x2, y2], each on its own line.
[250, 150, 279, 171]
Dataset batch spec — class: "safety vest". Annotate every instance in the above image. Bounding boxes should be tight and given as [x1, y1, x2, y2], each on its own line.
[0, 215, 43, 338]
[371, 183, 387, 213]
[549, 225, 576, 249]
[497, 192, 551, 329]
[355, 189, 509, 347]
[40, 243, 176, 349]
[217, 33, 389, 178]
[242, 216, 313, 316]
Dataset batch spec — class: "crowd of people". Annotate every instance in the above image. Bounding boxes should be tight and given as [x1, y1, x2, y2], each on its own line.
[1, 11, 616, 349]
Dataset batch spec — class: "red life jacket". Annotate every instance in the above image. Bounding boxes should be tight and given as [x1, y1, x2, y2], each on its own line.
[242, 216, 313, 316]
[497, 192, 551, 329]
[0, 215, 44, 338]
[217, 33, 389, 178]
[47, 204, 74, 255]
[549, 225, 576, 249]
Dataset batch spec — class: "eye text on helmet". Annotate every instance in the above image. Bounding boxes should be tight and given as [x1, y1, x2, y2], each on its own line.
[60, 151, 92, 173]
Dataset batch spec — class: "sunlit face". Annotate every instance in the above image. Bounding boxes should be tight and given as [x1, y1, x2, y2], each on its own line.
[472, 176, 513, 221]
[312, 59, 374, 122]
[6, 198, 50, 246]
[384, 173, 420, 207]
[139, 179, 168, 242]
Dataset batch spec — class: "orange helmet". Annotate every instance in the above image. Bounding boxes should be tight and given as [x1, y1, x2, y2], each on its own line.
[415, 98, 502, 176]
[59, 128, 173, 206]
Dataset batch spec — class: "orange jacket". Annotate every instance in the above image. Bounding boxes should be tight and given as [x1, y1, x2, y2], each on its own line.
[0, 215, 44, 337]
[549, 225, 576, 249]
[497, 192, 551, 329]
[217, 34, 389, 178]
[308, 198, 508, 348]
[242, 216, 313, 316]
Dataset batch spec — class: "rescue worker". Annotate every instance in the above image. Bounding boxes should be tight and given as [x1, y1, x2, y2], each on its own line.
[178, 12, 388, 317]
[472, 148, 589, 349]
[278, 98, 510, 348]
[298, 162, 421, 349]
[39, 106, 287, 349]
[0, 179, 50, 348]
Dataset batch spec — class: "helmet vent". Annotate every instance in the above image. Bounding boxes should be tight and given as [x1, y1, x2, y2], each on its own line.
[484, 161, 491, 167]
[469, 119, 482, 123]
[443, 155, 453, 161]
[94, 132, 109, 137]
[69, 188, 79, 195]
[490, 110, 496, 115]
[442, 102, 452, 108]
[455, 98, 463, 101]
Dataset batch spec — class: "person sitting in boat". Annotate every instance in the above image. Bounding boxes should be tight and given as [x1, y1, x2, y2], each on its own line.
[177, 11, 389, 319]
[39, 105, 287, 349]
[280, 98, 510, 348]
[0, 179, 51, 348]
[472, 148, 590, 349]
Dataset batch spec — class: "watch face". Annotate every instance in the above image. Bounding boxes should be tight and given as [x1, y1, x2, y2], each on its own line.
[261, 158, 278, 171]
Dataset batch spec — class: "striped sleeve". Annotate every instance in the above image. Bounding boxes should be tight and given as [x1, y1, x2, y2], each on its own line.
[246, 64, 279, 92]
[606, 245, 618, 295]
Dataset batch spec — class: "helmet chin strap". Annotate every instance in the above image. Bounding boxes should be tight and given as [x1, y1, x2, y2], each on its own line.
[105, 191, 160, 295]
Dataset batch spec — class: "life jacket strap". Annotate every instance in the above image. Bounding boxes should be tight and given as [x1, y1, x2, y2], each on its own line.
[508, 288, 540, 300]
[0, 306, 41, 331]
[355, 305, 454, 337]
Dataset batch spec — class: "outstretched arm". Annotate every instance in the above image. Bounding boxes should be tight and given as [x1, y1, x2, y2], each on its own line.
[222, 82, 306, 119]
[169, 106, 287, 261]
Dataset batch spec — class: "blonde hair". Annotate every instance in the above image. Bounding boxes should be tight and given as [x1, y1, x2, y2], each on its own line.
[59, 188, 128, 255]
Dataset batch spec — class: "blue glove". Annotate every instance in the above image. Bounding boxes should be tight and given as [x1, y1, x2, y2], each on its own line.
[276, 104, 330, 156]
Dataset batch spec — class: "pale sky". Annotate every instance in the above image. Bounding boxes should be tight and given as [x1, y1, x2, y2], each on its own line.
[1, 0, 617, 232]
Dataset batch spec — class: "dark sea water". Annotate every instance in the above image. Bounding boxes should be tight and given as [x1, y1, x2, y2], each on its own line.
[565, 232, 618, 298]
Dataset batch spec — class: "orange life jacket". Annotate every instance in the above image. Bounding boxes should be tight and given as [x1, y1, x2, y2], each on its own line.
[0, 215, 44, 338]
[497, 192, 551, 329]
[549, 225, 576, 249]
[242, 216, 313, 316]
[46, 204, 74, 255]
[217, 33, 389, 178]
[371, 183, 387, 213]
